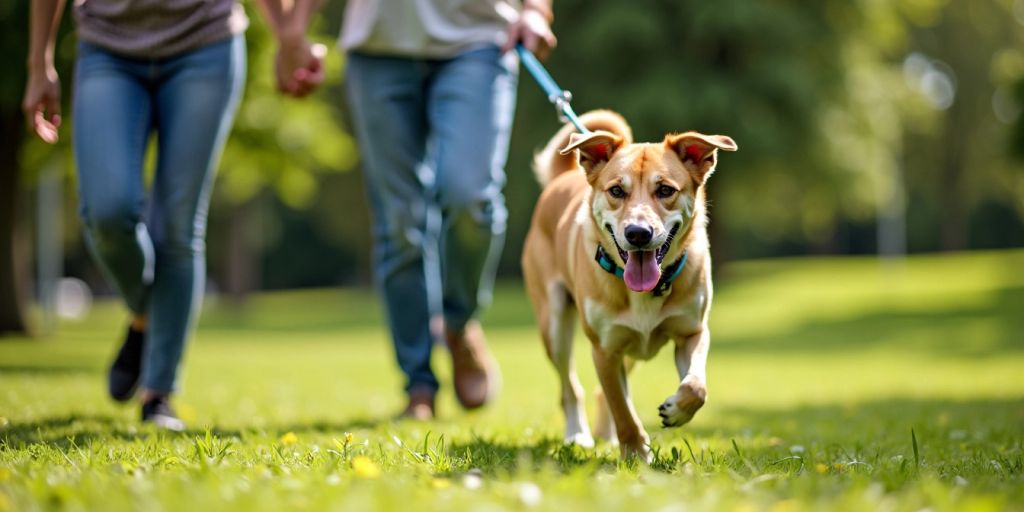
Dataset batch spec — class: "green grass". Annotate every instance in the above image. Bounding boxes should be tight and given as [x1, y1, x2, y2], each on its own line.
[2, 250, 1023, 511]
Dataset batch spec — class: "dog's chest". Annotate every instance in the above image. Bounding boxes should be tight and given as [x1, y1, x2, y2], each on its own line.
[584, 293, 704, 360]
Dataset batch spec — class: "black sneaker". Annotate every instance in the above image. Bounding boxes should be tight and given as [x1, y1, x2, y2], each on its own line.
[141, 395, 185, 431]
[108, 326, 145, 402]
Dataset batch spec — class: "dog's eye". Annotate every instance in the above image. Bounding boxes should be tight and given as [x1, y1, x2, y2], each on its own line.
[656, 185, 677, 198]
[607, 185, 626, 199]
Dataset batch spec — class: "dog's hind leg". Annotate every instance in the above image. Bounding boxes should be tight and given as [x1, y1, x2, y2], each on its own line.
[542, 281, 594, 448]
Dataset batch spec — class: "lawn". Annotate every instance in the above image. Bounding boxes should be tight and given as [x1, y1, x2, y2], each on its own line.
[1, 250, 1023, 511]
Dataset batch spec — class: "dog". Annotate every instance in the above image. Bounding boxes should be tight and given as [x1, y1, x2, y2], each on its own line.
[522, 110, 736, 461]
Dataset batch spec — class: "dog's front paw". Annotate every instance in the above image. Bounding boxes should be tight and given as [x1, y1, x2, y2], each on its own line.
[564, 431, 595, 449]
[618, 436, 652, 463]
[658, 377, 706, 428]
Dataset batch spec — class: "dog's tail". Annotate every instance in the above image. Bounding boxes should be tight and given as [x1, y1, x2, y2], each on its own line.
[532, 109, 633, 187]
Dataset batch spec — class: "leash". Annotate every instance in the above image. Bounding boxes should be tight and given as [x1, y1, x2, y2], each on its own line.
[515, 44, 590, 134]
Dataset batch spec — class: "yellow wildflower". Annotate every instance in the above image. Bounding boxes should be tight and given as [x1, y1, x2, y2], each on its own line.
[815, 463, 828, 474]
[770, 499, 796, 512]
[352, 456, 380, 479]
[279, 432, 298, 445]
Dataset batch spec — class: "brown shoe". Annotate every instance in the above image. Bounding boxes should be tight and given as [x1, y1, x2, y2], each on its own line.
[445, 321, 500, 409]
[398, 387, 435, 421]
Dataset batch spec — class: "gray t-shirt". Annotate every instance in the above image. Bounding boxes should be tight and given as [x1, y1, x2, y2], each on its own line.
[339, 0, 518, 58]
[73, 0, 248, 58]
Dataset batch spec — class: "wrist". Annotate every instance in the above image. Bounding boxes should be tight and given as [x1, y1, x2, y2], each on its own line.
[522, 1, 553, 22]
[278, 29, 307, 49]
[27, 52, 54, 73]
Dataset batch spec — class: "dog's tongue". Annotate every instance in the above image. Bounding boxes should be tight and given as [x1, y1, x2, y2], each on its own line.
[623, 250, 661, 292]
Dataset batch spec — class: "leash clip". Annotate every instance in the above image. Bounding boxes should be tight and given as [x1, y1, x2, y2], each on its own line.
[517, 44, 590, 134]
[550, 90, 574, 124]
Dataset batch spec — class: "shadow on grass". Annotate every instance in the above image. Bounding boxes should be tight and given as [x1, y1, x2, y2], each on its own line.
[0, 414, 151, 451]
[443, 436, 621, 474]
[0, 364, 95, 376]
[0, 414, 393, 451]
[4, 398, 1020, 477]
[715, 285, 1024, 357]
[450, 397, 1024, 475]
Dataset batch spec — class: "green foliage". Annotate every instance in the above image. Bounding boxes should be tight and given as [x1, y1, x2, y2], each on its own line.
[2, 0, 77, 181]
[218, 15, 358, 209]
[504, 0, 1024, 262]
[0, 1, 29, 114]
[2, 250, 1023, 510]
[897, 0, 1024, 232]
[4, 0, 1023, 288]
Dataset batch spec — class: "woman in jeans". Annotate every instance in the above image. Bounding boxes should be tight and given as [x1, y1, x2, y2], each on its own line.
[23, 0, 322, 429]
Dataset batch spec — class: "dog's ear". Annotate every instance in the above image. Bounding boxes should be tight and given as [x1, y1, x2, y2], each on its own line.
[559, 130, 624, 173]
[665, 132, 737, 184]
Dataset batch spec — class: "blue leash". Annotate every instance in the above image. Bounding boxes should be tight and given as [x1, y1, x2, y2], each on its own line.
[515, 44, 590, 134]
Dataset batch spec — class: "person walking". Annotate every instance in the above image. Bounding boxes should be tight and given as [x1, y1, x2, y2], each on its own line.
[22, 0, 323, 429]
[286, 0, 556, 419]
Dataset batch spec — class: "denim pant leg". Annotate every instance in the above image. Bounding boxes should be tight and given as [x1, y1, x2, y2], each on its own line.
[345, 53, 439, 394]
[73, 44, 155, 315]
[140, 36, 246, 393]
[427, 47, 517, 331]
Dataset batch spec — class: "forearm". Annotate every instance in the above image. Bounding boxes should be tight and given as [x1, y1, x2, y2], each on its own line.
[27, 0, 66, 70]
[523, 0, 553, 22]
[253, 0, 322, 42]
[282, 0, 321, 40]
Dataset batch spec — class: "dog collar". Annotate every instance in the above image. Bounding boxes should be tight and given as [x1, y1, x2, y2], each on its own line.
[594, 245, 688, 297]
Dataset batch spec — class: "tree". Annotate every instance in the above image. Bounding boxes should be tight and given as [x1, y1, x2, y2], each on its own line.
[0, 0, 73, 334]
[0, 3, 358, 328]
[504, 0, 910, 267]
[501, 0, 1023, 269]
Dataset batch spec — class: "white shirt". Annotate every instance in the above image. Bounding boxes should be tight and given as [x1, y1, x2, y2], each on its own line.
[339, 0, 520, 58]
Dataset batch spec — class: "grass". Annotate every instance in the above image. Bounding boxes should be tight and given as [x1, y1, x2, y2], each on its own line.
[1, 249, 1023, 511]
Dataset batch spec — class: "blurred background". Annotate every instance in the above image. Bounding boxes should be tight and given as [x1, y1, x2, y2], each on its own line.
[1, 0, 1023, 334]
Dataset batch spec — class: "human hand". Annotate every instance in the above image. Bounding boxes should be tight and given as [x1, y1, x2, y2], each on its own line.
[275, 36, 327, 97]
[22, 65, 61, 144]
[502, 5, 557, 60]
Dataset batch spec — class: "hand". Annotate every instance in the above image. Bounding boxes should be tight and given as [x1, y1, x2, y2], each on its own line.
[275, 36, 327, 98]
[22, 65, 61, 144]
[502, 6, 557, 60]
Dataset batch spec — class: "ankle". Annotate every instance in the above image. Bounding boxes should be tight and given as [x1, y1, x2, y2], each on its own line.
[130, 315, 147, 332]
[140, 389, 168, 403]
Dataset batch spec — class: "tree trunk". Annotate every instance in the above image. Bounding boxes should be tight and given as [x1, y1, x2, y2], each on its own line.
[0, 112, 32, 335]
[937, 3, 971, 252]
[221, 197, 261, 304]
[938, 84, 969, 251]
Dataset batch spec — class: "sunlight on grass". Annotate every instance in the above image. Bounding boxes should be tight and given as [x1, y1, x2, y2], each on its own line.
[1, 250, 1022, 511]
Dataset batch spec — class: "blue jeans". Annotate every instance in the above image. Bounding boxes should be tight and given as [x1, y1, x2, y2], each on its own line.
[345, 46, 517, 394]
[73, 35, 245, 393]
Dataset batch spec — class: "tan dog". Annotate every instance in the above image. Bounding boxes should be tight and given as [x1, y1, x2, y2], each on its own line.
[522, 110, 736, 461]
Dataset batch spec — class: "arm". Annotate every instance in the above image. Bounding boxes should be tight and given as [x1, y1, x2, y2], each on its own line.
[23, 0, 67, 143]
[253, 0, 325, 97]
[502, 0, 556, 60]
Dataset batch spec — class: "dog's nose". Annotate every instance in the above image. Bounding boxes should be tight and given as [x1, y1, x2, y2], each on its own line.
[624, 224, 653, 247]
